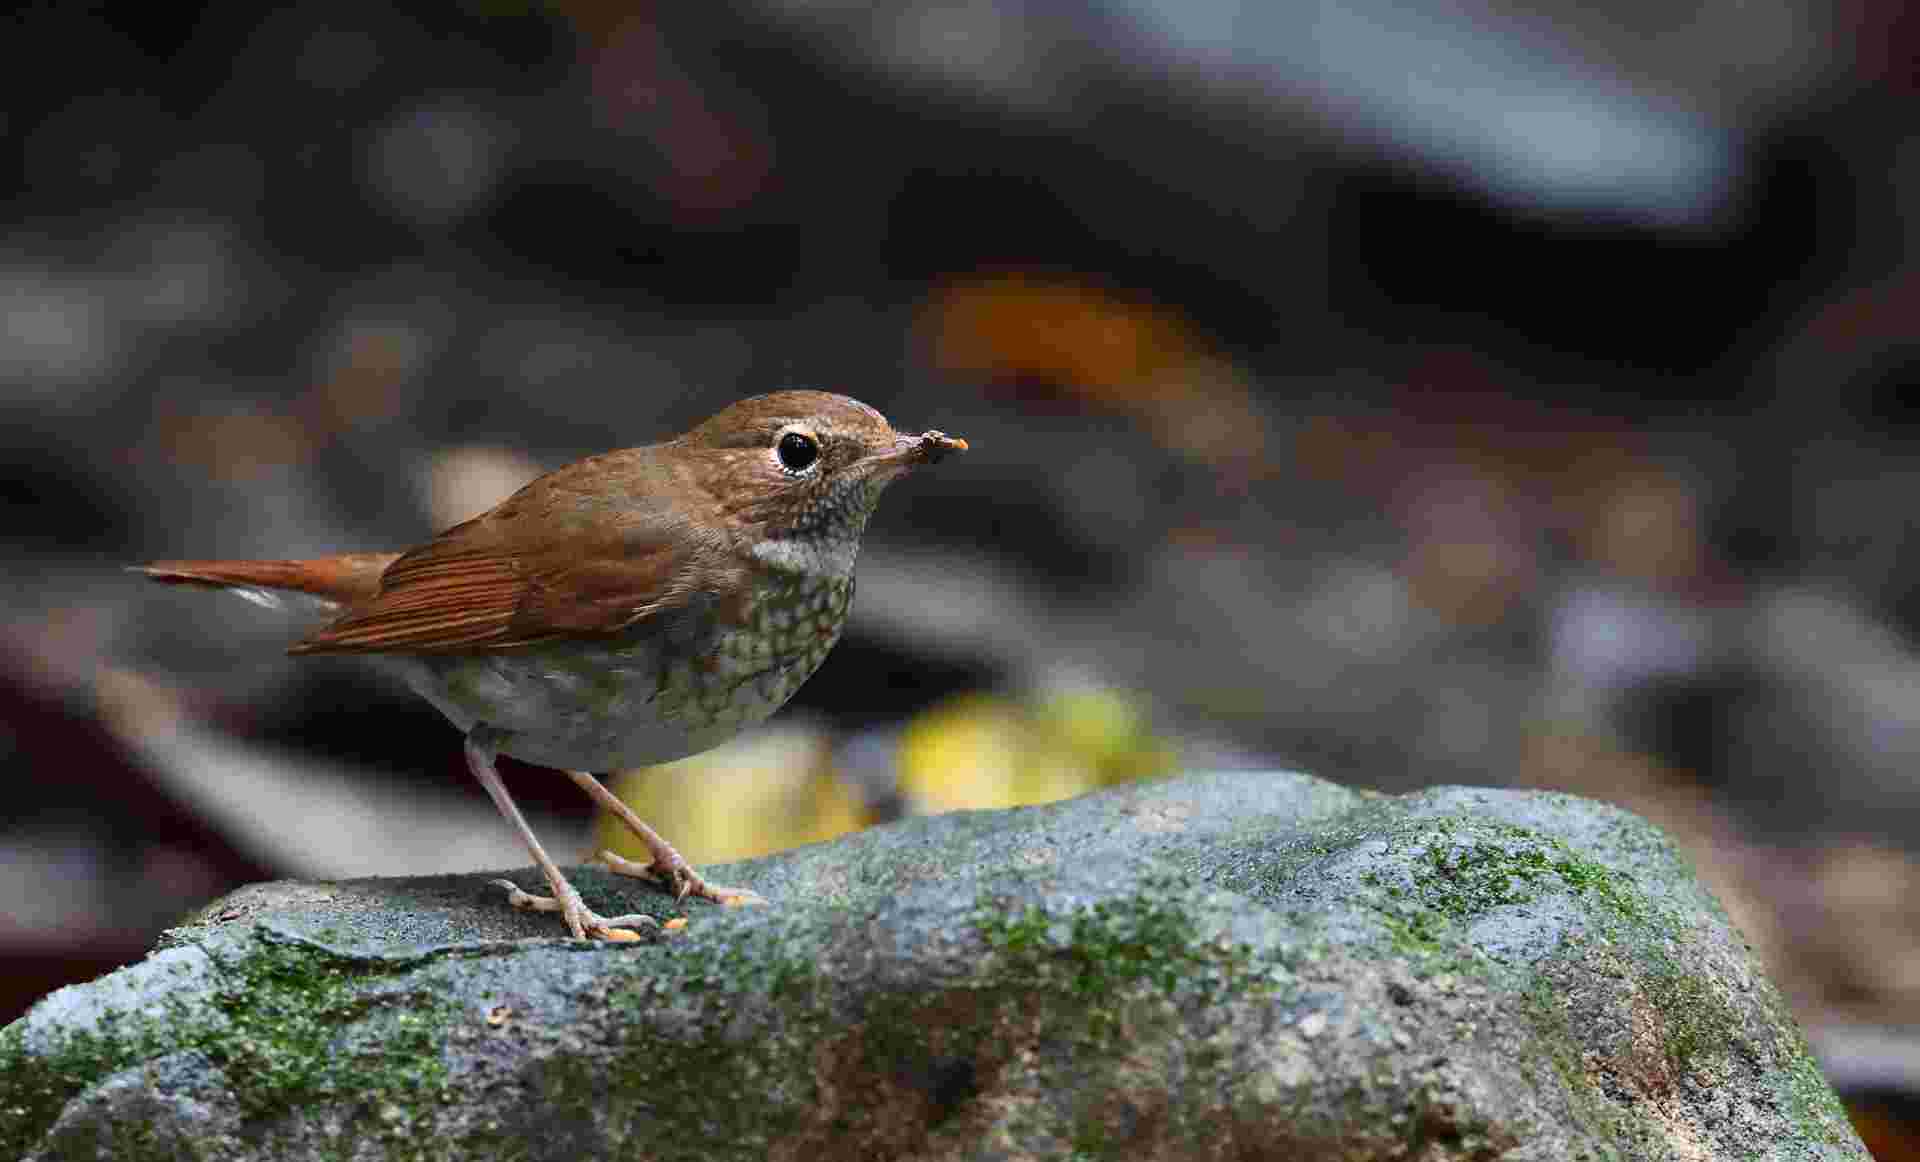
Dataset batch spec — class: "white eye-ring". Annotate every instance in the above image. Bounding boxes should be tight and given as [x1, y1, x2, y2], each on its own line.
[775, 428, 821, 474]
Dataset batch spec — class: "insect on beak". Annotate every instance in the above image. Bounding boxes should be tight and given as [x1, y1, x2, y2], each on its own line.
[895, 430, 968, 465]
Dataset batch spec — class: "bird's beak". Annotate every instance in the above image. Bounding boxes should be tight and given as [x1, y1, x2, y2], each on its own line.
[874, 429, 968, 473]
[907, 430, 968, 464]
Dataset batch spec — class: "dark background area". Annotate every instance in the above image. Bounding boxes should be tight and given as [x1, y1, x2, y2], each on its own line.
[4, 0, 1920, 1149]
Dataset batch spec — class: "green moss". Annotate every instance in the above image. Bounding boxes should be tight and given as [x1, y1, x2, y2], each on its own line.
[1068, 1116, 1115, 1160]
[973, 887, 1272, 1037]
[1408, 820, 1641, 923]
[1, 1015, 145, 1159]
[512, 1030, 803, 1157]
[1243, 813, 1379, 891]
[605, 912, 826, 1015]
[1751, 976, 1857, 1148]
[0, 933, 460, 1160]
[1521, 975, 1606, 1133]
[1518, 973, 1647, 1160]
[983, 905, 1052, 955]
[514, 919, 841, 1156]
[1522, 932, 1850, 1158]
[526, 908, 1047, 1157]
[1378, 905, 1455, 962]
[1774, 1035, 1856, 1147]
[1360, 817, 1647, 971]
[990, 900, 1189, 1000]
[1644, 964, 1728, 1074]
[208, 943, 454, 1120]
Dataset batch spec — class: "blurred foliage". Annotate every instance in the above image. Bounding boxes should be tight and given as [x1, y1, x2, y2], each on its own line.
[895, 687, 1176, 815]
[598, 686, 1176, 865]
[921, 274, 1266, 474]
[1851, 1096, 1920, 1162]
[596, 728, 869, 867]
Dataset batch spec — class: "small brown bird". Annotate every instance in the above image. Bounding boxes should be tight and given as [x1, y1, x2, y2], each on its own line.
[137, 391, 966, 939]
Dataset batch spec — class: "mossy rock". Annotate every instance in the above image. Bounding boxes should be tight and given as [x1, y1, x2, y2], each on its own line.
[1, 770, 1866, 1160]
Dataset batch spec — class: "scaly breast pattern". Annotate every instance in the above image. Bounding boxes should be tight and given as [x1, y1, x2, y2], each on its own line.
[402, 569, 853, 773]
[654, 570, 853, 735]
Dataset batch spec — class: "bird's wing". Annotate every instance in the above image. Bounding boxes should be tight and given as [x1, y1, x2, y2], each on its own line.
[290, 458, 732, 655]
[134, 554, 401, 609]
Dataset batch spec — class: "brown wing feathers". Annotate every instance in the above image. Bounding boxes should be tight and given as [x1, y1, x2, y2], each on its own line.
[139, 445, 732, 656]
[136, 523, 699, 657]
[286, 497, 706, 656]
[289, 541, 531, 654]
[134, 554, 399, 606]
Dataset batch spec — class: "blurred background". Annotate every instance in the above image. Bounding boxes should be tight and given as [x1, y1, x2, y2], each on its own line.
[3, 0, 1919, 1150]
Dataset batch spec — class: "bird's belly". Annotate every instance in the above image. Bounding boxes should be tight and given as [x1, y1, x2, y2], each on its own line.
[393, 576, 849, 772]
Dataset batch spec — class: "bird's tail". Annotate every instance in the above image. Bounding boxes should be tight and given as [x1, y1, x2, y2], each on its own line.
[130, 554, 400, 613]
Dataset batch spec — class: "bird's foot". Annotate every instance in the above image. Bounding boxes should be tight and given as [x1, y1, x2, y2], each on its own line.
[594, 849, 767, 908]
[488, 877, 661, 941]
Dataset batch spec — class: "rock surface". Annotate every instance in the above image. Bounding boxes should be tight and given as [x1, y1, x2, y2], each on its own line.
[1, 770, 1866, 1160]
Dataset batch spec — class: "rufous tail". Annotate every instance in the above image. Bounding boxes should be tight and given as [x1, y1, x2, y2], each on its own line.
[132, 554, 400, 608]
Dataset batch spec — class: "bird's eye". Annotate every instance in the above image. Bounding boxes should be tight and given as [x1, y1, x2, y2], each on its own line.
[776, 431, 820, 473]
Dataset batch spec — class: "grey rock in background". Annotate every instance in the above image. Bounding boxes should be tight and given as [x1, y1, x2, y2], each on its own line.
[2, 770, 1864, 1160]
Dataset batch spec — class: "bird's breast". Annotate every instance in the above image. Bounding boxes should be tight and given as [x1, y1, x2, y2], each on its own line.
[398, 568, 854, 772]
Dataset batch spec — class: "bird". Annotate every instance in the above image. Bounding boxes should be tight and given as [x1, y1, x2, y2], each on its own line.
[135, 390, 966, 940]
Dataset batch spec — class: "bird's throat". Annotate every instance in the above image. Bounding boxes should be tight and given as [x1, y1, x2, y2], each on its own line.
[748, 529, 862, 580]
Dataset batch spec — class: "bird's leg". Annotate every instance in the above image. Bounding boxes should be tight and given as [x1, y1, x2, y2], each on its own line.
[465, 727, 659, 940]
[564, 769, 767, 908]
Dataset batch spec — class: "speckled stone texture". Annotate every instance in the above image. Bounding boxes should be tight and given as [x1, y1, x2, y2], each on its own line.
[1, 770, 1868, 1160]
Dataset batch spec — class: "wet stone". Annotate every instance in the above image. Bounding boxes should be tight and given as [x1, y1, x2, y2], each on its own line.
[0, 770, 1867, 1161]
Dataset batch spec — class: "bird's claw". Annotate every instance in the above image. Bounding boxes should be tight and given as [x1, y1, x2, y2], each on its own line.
[488, 877, 661, 941]
[593, 850, 767, 908]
